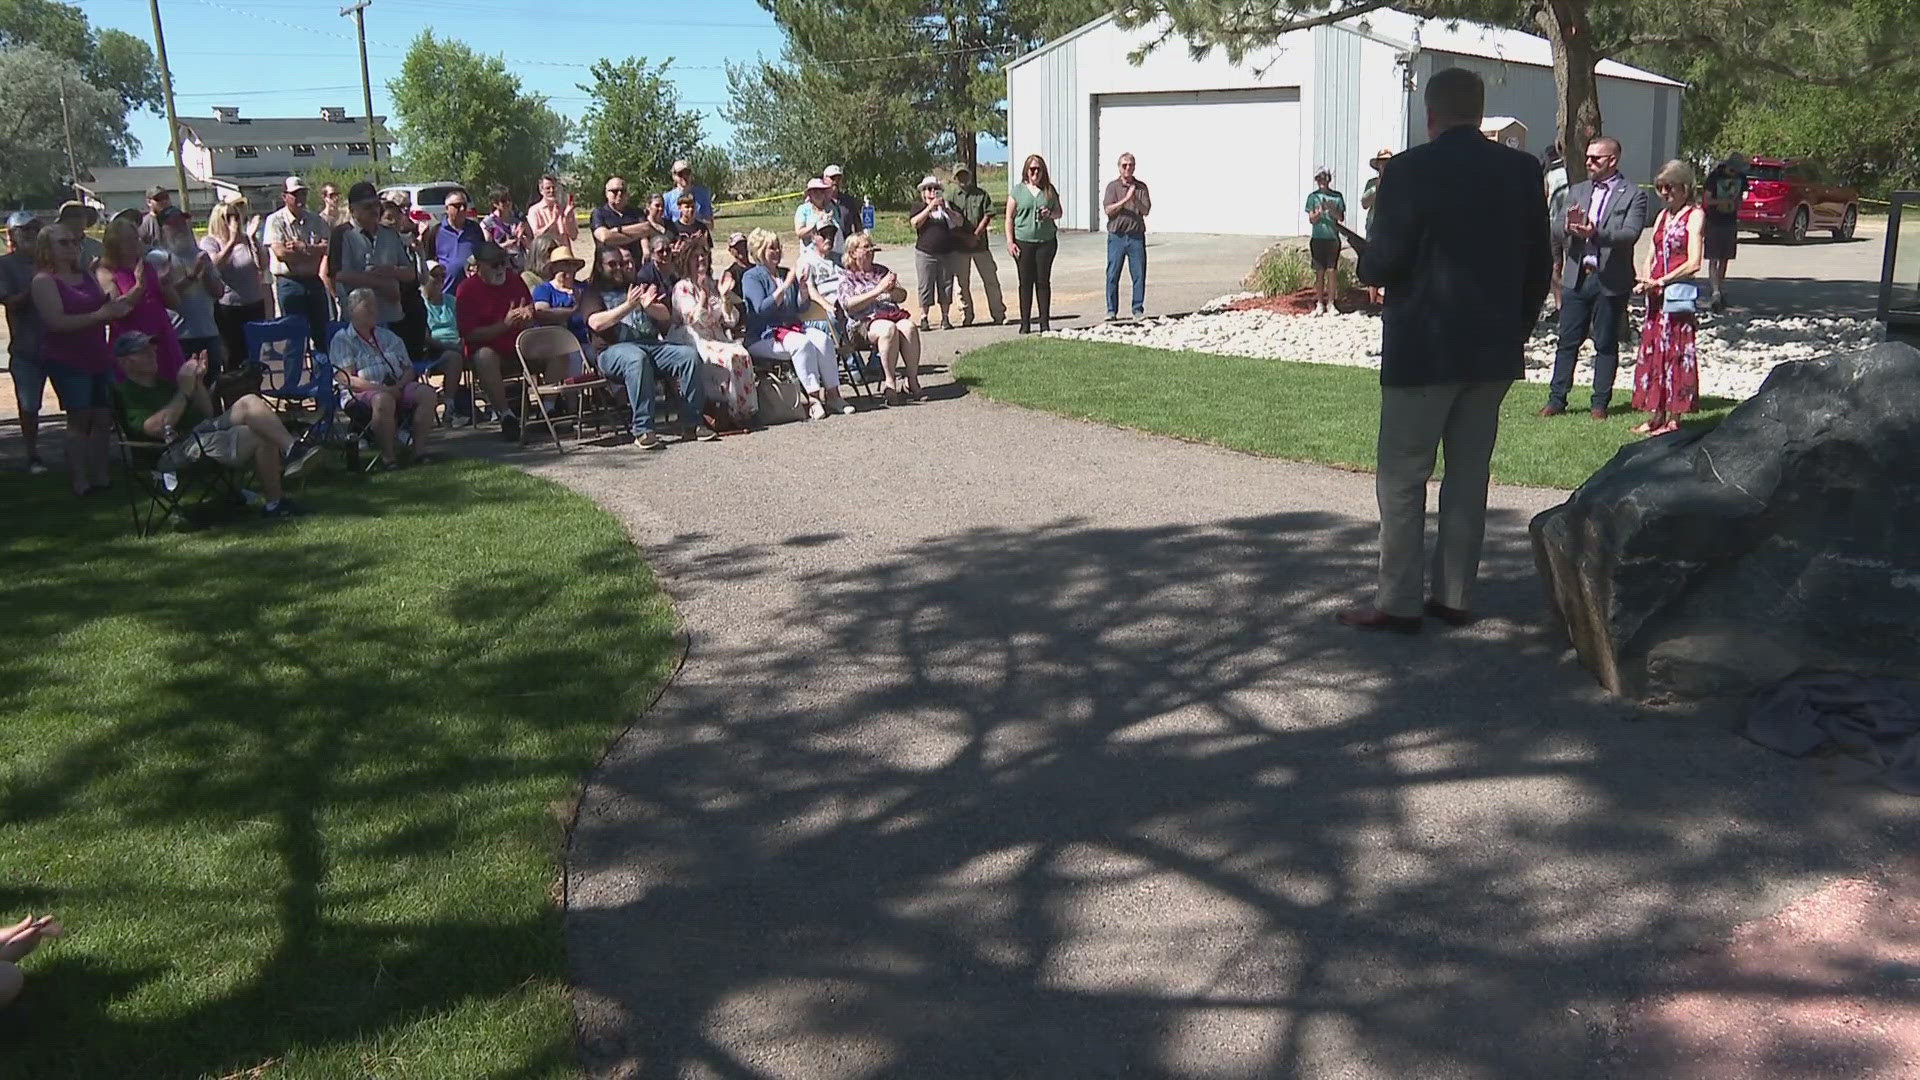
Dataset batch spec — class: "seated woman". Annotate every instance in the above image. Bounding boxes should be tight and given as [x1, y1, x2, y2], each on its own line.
[670, 242, 755, 429]
[111, 330, 319, 516]
[421, 262, 469, 422]
[530, 243, 591, 357]
[838, 234, 924, 404]
[330, 287, 439, 468]
[739, 228, 851, 419]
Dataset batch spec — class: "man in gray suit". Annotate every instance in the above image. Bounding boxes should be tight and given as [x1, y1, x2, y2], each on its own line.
[1542, 136, 1649, 419]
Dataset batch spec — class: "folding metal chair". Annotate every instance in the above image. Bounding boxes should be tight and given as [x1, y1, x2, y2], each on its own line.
[514, 325, 608, 451]
[826, 311, 881, 399]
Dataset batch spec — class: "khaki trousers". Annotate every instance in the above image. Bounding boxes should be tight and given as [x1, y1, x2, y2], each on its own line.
[1374, 380, 1511, 617]
[948, 247, 1006, 323]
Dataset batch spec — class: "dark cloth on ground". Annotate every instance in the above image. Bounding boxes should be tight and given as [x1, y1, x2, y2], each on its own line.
[1745, 673, 1920, 796]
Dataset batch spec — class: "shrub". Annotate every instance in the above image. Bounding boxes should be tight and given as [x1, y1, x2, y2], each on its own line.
[1243, 241, 1357, 296]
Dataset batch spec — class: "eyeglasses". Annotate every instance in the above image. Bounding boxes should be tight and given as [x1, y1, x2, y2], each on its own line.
[606, 187, 626, 194]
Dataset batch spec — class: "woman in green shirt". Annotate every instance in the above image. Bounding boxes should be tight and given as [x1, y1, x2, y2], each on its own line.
[1004, 154, 1063, 333]
[1304, 167, 1346, 316]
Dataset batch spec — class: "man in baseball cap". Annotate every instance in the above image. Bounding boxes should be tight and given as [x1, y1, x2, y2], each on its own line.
[138, 183, 174, 248]
[265, 174, 332, 350]
[822, 164, 862, 237]
[796, 177, 844, 258]
[111, 329, 321, 517]
[665, 158, 713, 229]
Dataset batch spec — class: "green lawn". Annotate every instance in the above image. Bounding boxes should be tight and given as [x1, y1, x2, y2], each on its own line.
[956, 338, 1739, 490]
[0, 460, 678, 1078]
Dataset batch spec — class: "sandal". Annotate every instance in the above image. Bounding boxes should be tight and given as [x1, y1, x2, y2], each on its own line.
[1630, 421, 1654, 435]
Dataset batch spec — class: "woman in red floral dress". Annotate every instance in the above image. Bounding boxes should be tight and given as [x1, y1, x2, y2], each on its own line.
[1632, 160, 1706, 436]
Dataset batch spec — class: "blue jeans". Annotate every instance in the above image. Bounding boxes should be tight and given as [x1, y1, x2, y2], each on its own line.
[1106, 232, 1146, 316]
[597, 339, 704, 435]
[1547, 272, 1630, 410]
[274, 276, 332, 353]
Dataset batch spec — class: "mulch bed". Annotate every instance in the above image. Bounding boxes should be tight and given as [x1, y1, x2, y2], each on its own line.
[1225, 288, 1378, 316]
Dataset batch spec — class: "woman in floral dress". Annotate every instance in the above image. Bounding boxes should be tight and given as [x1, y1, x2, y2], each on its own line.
[669, 243, 756, 428]
[1632, 160, 1706, 436]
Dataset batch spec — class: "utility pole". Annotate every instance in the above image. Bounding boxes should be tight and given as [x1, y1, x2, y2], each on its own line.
[341, 0, 379, 182]
[56, 74, 81, 203]
[147, 0, 193, 216]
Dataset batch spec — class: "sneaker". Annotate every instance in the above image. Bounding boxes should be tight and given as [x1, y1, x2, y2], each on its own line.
[262, 498, 304, 519]
[939, 318, 953, 331]
[281, 440, 322, 479]
[918, 318, 931, 332]
[807, 400, 827, 421]
[499, 413, 520, 442]
[633, 431, 666, 450]
[836, 400, 856, 416]
[26, 457, 48, 475]
[1105, 313, 1119, 323]
[693, 425, 719, 442]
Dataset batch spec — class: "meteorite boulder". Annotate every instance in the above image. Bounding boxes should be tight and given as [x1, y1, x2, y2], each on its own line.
[1530, 341, 1920, 701]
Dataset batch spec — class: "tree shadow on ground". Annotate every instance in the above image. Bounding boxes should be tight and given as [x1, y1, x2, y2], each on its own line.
[0, 463, 677, 1078]
[567, 504, 1915, 1079]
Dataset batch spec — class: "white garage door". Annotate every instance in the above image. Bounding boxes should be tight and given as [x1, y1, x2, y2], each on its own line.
[1094, 88, 1303, 236]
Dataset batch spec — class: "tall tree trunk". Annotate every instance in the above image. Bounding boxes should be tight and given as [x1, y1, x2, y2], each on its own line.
[1537, 0, 1603, 184]
[945, 2, 977, 178]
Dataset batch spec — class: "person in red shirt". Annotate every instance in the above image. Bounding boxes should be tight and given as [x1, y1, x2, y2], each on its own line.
[455, 242, 571, 441]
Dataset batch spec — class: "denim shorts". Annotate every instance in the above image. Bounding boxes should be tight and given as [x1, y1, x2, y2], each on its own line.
[49, 368, 113, 412]
[8, 351, 45, 413]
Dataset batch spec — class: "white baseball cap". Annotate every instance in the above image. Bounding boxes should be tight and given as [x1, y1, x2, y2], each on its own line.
[283, 175, 309, 193]
[918, 175, 943, 190]
[823, 164, 845, 178]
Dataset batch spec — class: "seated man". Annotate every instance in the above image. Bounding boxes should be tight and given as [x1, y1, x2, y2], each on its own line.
[331, 287, 437, 468]
[111, 331, 320, 518]
[454, 242, 573, 441]
[575, 244, 711, 450]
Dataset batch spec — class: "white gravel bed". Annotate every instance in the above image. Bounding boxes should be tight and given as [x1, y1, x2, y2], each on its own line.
[1056, 298, 1885, 403]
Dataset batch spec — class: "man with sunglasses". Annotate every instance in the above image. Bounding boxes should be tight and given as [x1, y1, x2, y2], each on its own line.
[592, 177, 649, 250]
[1543, 136, 1648, 419]
[426, 188, 484, 294]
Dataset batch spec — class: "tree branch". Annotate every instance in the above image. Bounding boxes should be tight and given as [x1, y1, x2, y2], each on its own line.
[1620, 32, 1860, 87]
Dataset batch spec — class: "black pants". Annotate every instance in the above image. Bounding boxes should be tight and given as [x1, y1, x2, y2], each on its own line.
[1547, 271, 1630, 410]
[215, 300, 267, 369]
[1014, 238, 1058, 329]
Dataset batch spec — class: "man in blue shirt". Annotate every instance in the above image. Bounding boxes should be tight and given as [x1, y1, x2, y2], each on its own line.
[427, 188, 484, 294]
[662, 160, 714, 230]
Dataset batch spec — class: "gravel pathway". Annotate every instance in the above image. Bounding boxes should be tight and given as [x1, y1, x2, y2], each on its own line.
[1054, 297, 1886, 402]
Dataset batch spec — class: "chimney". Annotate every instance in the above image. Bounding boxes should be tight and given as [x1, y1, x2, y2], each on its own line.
[213, 106, 240, 123]
[320, 106, 347, 123]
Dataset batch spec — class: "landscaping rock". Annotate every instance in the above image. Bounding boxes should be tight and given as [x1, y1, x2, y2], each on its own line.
[1530, 341, 1920, 699]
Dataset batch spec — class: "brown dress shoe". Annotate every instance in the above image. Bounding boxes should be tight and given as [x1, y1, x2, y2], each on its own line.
[1538, 404, 1566, 418]
[1591, 405, 1610, 420]
[1423, 600, 1474, 627]
[1336, 607, 1422, 634]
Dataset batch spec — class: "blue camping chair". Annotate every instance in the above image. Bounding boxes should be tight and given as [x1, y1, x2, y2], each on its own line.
[245, 315, 342, 445]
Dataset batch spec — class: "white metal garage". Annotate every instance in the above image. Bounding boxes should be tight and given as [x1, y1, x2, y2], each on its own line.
[1095, 89, 1302, 235]
[1006, 9, 1684, 238]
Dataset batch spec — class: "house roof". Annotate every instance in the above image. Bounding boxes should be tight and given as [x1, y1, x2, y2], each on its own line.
[181, 115, 392, 150]
[1008, 10, 1686, 89]
[77, 164, 220, 196]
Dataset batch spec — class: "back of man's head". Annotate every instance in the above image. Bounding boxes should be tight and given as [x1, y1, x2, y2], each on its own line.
[1425, 68, 1485, 131]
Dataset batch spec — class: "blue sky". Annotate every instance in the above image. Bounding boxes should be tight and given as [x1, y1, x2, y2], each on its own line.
[89, 0, 1009, 171]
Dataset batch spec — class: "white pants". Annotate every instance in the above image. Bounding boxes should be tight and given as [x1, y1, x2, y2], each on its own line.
[748, 328, 837, 393]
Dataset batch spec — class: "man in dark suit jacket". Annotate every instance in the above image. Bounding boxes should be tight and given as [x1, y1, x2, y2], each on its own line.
[1341, 67, 1552, 634]
[1543, 135, 1650, 417]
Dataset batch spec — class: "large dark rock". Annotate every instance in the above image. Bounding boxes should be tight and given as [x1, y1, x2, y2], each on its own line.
[1531, 341, 1920, 700]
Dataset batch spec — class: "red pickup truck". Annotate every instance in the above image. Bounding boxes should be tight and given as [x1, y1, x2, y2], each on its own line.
[1739, 157, 1859, 243]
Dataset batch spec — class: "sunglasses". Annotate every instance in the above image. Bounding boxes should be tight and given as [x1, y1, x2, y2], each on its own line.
[1585, 153, 1614, 162]
[445, 201, 468, 209]
[606, 187, 626, 194]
